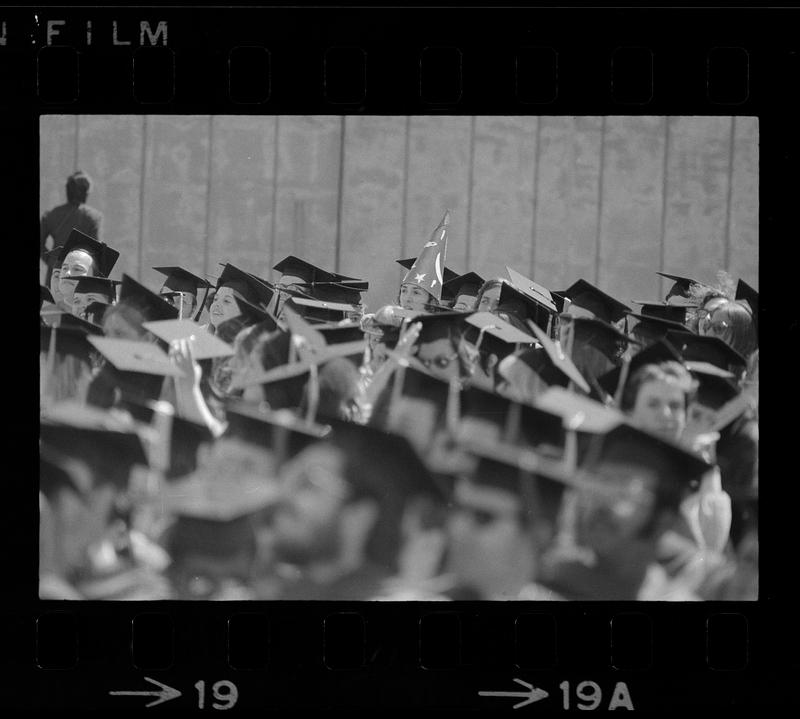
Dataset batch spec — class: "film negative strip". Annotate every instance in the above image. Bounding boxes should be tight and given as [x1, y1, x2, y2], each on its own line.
[7, 2, 798, 713]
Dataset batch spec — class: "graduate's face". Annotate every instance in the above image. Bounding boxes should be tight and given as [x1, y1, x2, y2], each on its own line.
[477, 285, 502, 313]
[209, 287, 242, 327]
[415, 338, 460, 381]
[162, 291, 196, 319]
[271, 444, 349, 565]
[575, 465, 658, 555]
[629, 379, 686, 442]
[446, 479, 533, 599]
[49, 267, 63, 301]
[59, 250, 95, 304]
[696, 297, 729, 336]
[71, 292, 108, 318]
[453, 293, 477, 312]
[399, 284, 432, 312]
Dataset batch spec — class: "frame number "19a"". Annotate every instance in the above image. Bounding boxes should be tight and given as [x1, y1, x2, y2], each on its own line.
[559, 681, 634, 711]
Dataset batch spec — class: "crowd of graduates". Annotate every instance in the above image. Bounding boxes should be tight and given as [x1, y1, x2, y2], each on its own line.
[39, 200, 759, 601]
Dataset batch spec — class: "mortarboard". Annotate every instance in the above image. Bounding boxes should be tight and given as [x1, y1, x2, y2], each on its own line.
[153, 266, 213, 296]
[118, 274, 179, 323]
[441, 272, 485, 304]
[216, 263, 276, 309]
[47, 311, 105, 335]
[630, 302, 690, 325]
[596, 339, 685, 400]
[325, 419, 448, 501]
[497, 281, 556, 333]
[506, 267, 560, 314]
[685, 361, 740, 410]
[72, 276, 119, 303]
[273, 256, 341, 285]
[40, 324, 95, 379]
[142, 319, 235, 361]
[558, 279, 631, 324]
[40, 411, 149, 490]
[291, 278, 369, 306]
[656, 272, 709, 302]
[735, 278, 758, 341]
[664, 330, 747, 376]
[39, 445, 93, 499]
[563, 315, 640, 363]
[87, 336, 185, 377]
[283, 296, 361, 324]
[84, 301, 110, 327]
[521, 320, 591, 393]
[535, 386, 625, 434]
[315, 321, 368, 363]
[463, 311, 536, 360]
[413, 310, 470, 345]
[585, 422, 712, 507]
[626, 308, 691, 346]
[59, 228, 120, 278]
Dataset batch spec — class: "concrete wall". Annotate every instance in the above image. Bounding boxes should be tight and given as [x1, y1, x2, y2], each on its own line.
[40, 115, 758, 310]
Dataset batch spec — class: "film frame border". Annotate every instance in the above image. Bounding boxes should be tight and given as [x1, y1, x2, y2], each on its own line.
[8, 4, 797, 712]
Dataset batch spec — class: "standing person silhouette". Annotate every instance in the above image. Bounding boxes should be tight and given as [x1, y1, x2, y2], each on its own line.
[40, 171, 103, 255]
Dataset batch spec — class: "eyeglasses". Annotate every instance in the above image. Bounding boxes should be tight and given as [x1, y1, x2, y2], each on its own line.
[417, 353, 459, 370]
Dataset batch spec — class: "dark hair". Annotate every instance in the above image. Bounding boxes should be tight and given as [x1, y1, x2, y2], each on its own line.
[474, 278, 510, 308]
[300, 357, 361, 421]
[66, 171, 92, 204]
[620, 361, 696, 413]
[709, 299, 757, 359]
[257, 331, 308, 410]
[102, 300, 150, 340]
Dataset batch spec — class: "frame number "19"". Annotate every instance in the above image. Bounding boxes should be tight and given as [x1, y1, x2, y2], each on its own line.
[194, 680, 238, 710]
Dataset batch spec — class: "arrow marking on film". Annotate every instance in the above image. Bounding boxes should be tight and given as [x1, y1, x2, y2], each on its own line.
[479, 678, 549, 709]
[109, 676, 182, 708]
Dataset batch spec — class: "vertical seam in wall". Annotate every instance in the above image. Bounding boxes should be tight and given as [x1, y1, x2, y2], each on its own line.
[530, 116, 543, 278]
[464, 115, 476, 271]
[658, 116, 671, 298]
[136, 116, 148, 279]
[73, 116, 80, 170]
[335, 115, 346, 274]
[593, 116, 607, 286]
[203, 115, 214, 278]
[723, 116, 736, 272]
[400, 115, 411, 258]
[268, 116, 281, 279]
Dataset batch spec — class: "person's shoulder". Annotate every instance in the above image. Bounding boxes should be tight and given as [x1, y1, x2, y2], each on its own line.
[79, 204, 104, 221]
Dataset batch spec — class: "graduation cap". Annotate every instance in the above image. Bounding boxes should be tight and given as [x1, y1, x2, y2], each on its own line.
[735, 278, 758, 341]
[153, 266, 214, 321]
[596, 339, 685, 402]
[40, 413, 149, 491]
[87, 336, 185, 377]
[315, 321, 368, 363]
[40, 324, 95, 390]
[283, 296, 361, 324]
[326, 419, 448, 501]
[441, 272, 485, 306]
[506, 267, 560, 314]
[216, 263, 276, 309]
[585, 422, 712, 508]
[118, 274, 179, 323]
[626, 306, 691, 346]
[497, 280, 556, 333]
[273, 256, 341, 285]
[518, 320, 591, 393]
[47, 311, 105, 336]
[59, 228, 120, 278]
[656, 272, 708, 302]
[290, 278, 369, 306]
[40, 285, 55, 309]
[685, 362, 740, 410]
[72, 276, 119, 303]
[413, 310, 470, 345]
[142, 319, 235, 361]
[39, 445, 93, 499]
[463, 311, 537, 361]
[535, 386, 625, 434]
[563, 315, 640, 364]
[558, 279, 631, 324]
[84, 301, 111, 327]
[664, 330, 747, 376]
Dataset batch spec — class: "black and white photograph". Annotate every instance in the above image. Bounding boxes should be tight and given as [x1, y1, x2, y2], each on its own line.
[39, 114, 758, 601]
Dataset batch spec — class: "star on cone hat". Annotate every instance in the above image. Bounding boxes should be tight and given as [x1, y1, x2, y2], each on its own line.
[401, 210, 450, 301]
